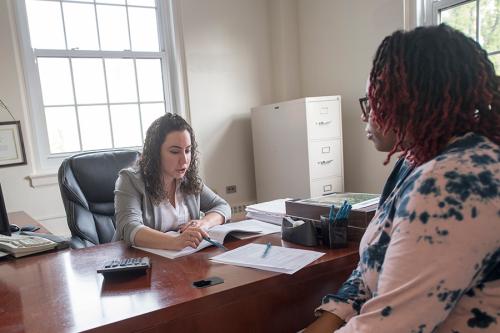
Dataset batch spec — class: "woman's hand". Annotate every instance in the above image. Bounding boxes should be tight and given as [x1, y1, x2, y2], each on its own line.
[173, 226, 208, 250]
[178, 219, 207, 233]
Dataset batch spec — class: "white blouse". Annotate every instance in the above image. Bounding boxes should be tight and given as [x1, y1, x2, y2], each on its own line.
[153, 181, 190, 232]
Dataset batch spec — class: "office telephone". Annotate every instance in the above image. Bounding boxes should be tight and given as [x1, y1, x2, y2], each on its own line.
[0, 234, 58, 258]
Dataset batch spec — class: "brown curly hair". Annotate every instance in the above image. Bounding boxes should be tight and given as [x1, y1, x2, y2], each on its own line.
[369, 24, 500, 166]
[139, 113, 202, 205]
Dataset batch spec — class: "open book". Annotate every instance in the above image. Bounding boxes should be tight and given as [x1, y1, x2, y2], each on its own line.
[135, 220, 281, 259]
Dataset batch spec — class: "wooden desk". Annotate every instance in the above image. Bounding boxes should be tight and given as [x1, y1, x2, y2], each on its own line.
[7, 211, 50, 234]
[0, 234, 358, 332]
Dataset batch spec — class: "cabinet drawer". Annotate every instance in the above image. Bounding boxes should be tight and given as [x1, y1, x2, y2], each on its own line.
[306, 100, 341, 140]
[309, 140, 342, 179]
[310, 177, 344, 197]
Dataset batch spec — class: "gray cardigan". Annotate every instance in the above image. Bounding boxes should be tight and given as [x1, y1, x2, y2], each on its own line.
[112, 168, 231, 245]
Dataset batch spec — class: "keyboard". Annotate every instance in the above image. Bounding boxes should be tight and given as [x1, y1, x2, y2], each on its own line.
[0, 234, 58, 258]
[97, 257, 151, 276]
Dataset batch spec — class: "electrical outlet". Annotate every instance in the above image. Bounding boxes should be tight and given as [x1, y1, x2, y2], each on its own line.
[226, 185, 237, 194]
[231, 204, 246, 215]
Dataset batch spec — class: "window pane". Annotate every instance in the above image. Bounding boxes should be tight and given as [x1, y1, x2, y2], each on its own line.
[26, 0, 65, 49]
[96, 0, 126, 4]
[45, 106, 80, 153]
[63, 2, 99, 50]
[129, 7, 159, 51]
[140, 103, 165, 135]
[110, 104, 142, 147]
[490, 53, 500, 75]
[479, 0, 500, 53]
[72, 58, 107, 104]
[37, 58, 74, 105]
[105, 59, 138, 103]
[97, 5, 130, 51]
[440, 1, 477, 40]
[128, 0, 156, 7]
[78, 105, 112, 150]
[136, 59, 164, 102]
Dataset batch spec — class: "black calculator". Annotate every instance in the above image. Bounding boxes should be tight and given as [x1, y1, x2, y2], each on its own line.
[97, 257, 151, 275]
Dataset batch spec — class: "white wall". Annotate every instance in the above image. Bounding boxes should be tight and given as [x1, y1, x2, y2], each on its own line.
[179, 0, 274, 206]
[297, 0, 404, 193]
[268, 0, 302, 102]
[0, 0, 65, 223]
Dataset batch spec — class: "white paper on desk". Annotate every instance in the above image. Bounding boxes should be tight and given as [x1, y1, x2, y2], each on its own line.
[134, 220, 280, 259]
[229, 220, 281, 239]
[210, 243, 324, 274]
[245, 198, 291, 215]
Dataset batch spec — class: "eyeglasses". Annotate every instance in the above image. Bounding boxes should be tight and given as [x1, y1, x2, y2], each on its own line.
[359, 96, 370, 119]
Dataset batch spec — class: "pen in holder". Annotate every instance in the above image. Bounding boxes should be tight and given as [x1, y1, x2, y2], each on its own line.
[329, 218, 348, 249]
[320, 201, 351, 249]
[320, 214, 348, 249]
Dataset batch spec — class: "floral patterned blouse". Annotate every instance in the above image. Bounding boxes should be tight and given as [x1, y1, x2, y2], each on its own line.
[316, 133, 500, 332]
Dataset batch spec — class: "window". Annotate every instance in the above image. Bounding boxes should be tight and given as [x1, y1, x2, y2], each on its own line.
[15, 0, 182, 172]
[432, 0, 500, 74]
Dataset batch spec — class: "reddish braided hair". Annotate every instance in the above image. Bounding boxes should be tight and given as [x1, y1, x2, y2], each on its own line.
[369, 24, 500, 166]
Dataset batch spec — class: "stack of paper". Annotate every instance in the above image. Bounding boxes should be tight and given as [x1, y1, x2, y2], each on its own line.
[210, 243, 324, 274]
[245, 198, 291, 225]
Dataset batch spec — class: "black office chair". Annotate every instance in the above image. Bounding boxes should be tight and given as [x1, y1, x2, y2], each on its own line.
[58, 149, 140, 248]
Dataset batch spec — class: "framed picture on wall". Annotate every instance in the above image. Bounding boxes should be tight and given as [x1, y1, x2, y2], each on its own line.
[0, 121, 27, 168]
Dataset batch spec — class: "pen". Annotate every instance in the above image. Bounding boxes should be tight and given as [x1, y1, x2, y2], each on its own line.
[328, 204, 335, 222]
[203, 236, 228, 251]
[336, 201, 348, 220]
[262, 242, 272, 258]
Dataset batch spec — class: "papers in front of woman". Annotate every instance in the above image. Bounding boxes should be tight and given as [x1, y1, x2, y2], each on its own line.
[134, 220, 281, 259]
[210, 243, 324, 274]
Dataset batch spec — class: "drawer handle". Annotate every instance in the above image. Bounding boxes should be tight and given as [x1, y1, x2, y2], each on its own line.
[321, 146, 331, 154]
[317, 159, 333, 165]
[323, 184, 333, 192]
[315, 120, 331, 126]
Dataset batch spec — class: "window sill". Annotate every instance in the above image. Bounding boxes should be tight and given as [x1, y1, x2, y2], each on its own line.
[28, 172, 58, 188]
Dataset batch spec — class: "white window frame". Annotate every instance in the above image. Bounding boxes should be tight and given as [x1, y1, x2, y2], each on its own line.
[431, 0, 500, 67]
[432, 0, 476, 26]
[13, 0, 190, 175]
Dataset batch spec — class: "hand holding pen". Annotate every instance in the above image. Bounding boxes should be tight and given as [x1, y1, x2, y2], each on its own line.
[175, 221, 209, 249]
[179, 221, 227, 251]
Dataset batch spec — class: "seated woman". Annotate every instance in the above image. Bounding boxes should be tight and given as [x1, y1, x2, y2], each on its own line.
[112, 113, 231, 250]
[305, 24, 500, 332]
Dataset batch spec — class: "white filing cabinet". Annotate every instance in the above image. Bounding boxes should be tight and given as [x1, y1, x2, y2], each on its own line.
[251, 96, 344, 202]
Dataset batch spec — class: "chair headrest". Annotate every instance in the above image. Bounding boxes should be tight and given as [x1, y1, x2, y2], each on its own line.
[60, 150, 140, 211]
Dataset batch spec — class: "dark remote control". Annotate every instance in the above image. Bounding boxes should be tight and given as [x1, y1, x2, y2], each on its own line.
[97, 257, 150, 275]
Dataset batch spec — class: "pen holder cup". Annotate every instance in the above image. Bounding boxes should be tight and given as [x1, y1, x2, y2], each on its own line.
[281, 216, 318, 247]
[319, 215, 348, 249]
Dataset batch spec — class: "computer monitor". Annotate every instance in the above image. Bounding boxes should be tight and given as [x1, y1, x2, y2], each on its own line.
[0, 183, 11, 236]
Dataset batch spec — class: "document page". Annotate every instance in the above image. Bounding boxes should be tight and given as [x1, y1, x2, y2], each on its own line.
[134, 220, 280, 259]
[135, 231, 209, 259]
[210, 243, 324, 274]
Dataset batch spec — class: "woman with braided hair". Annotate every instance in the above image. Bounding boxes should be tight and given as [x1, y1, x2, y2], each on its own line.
[304, 24, 500, 333]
